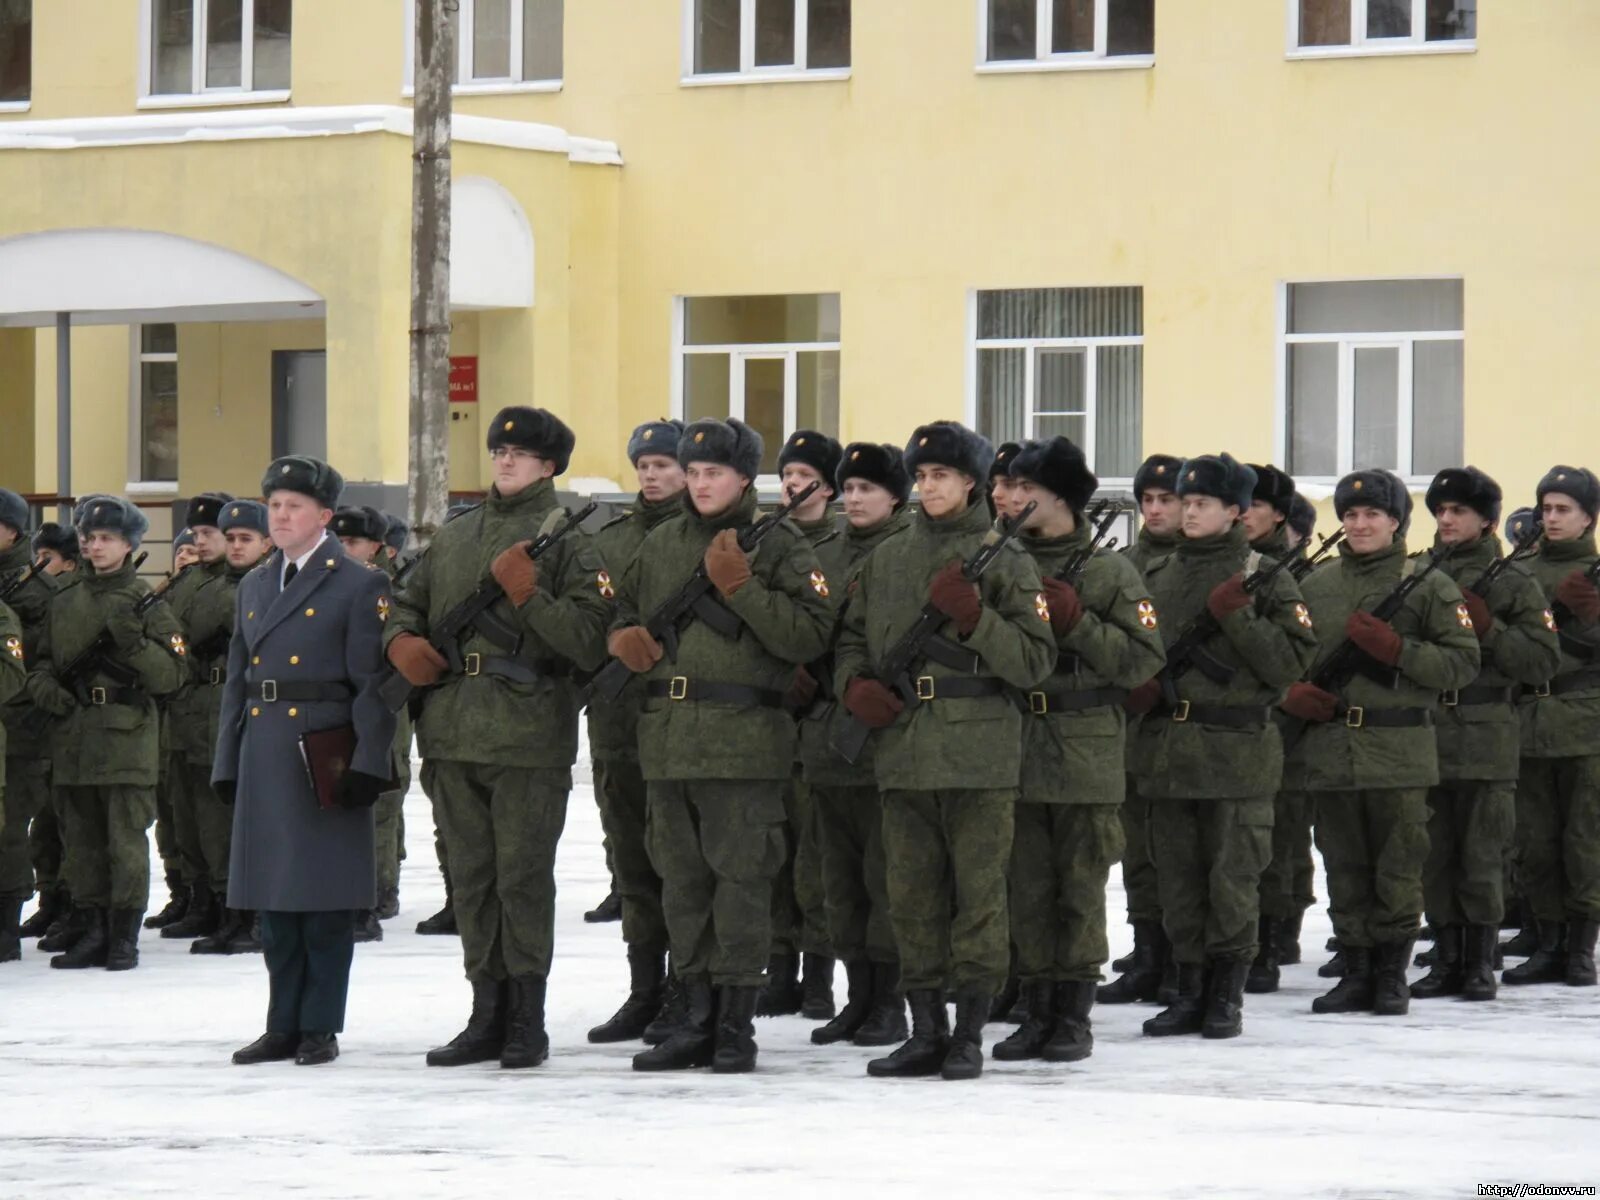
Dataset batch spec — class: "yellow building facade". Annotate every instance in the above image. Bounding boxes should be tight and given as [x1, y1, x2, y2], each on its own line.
[0, 1, 1593, 525]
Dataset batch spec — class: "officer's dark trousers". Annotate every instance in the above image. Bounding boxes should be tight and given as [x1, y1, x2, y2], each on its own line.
[260, 910, 356, 1035]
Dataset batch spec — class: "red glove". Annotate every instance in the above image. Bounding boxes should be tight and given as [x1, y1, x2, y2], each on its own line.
[1041, 578, 1083, 636]
[607, 626, 664, 674]
[1556, 571, 1600, 625]
[1345, 611, 1403, 667]
[843, 677, 904, 729]
[785, 665, 820, 713]
[704, 530, 753, 598]
[387, 633, 449, 687]
[1460, 589, 1494, 641]
[1282, 682, 1338, 723]
[1207, 573, 1253, 621]
[928, 561, 982, 636]
[490, 541, 538, 607]
[1123, 678, 1161, 716]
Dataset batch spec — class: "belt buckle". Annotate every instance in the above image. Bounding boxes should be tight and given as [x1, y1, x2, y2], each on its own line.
[1171, 699, 1191, 723]
[915, 676, 936, 701]
[669, 676, 688, 701]
[1028, 691, 1047, 716]
[464, 652, 482, 677]
[260, 679, 277, 703]
[1346, 705, 1365, 729]
[1441, 689, 1459, 708]
[90, 686, 107, 706]
[209, 666, 223, 686]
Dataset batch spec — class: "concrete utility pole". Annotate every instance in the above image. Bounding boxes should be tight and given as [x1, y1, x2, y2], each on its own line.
[408, 0, 454, 550]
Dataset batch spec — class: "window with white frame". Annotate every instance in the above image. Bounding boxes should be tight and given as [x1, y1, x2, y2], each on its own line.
[145, 0, 292, 97]
[676, 295, 841, 478]
[973, 288, 1143, 479]
[0, 1, 29, 105]
[1292, 0, 1475, 54]
[134, 325, 180, 484]
[982, 0, 1153, 66]
[1281, 280, 1463, 483]
[406, 0, 563, 89]
[686, 0, 850, 79]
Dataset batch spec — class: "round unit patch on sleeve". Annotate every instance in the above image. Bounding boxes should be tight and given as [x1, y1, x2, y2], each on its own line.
[810, 569, 830, 598]
[1294, 602, 1314, 629]
[1456, 602, 1474, 630]
[376, 595, 390, 623]
[1137, 599, 1159, 630]
[1545, 608, 1559, 632]
[168, 633, 187, 656]
[597, 570, 616, 600]
[4, 635, 21, 660]
[1035, 593, 1051, 622]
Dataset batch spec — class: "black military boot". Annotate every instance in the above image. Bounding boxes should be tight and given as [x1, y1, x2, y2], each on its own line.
[1097, 919, 1167, 1004]
[1501, 913, 1539, 959]
[940, 988, 990, 1081]
[1317, 940, 1348, 978]
[633, 975, 716, 1071]
[50, 908, 108, 969]
[851, 961, 909, 1047]
[375, 885, 400, 921]
[426, 977, 507, 1066]
[642, 971, 689, 1046]
[1245, 916, 1280, 994]
[866, 988, 949, 1077]
[583, 889, 622, 923]
[1461, 924, 1498, 1001]
[105, 909, 144, 971]
[1410, 925, 1464, 999]
[991, 980, 1055, 1062]
[588, 946, 666, 1043]
[989, 973, 1022, 1022]
[143, 872, 188, 930]
[18, 885, 67, 940]
[38, 903, 90, 954]
[161, 885, 218, 939]
[800, 954, 836, 1019]
[1142, 962, 1208, 1037]
[1372, 939, 1415, 1015]
[1041, 980, 1096, 1062]
[755, 951, 802, 1017]
[500, 975, 549, 1069]
[0, 894, 21, 963]
[1110, 944, 1136, 974]
[712, 985, 762, 1074]
[1312, 945, 1375, 1012]
[416, 897, 457, 935]
[192, 904, 245, 954]
[1275, 909, 1305, 966]
[812, 959, 872, 1045]
[1502, 921, 1567, 985]
[1202, 956, 1250, 1039]
[353, 909, 383, 943]
[229, 911, 263, 954]
[1564, 919, 1598, 987]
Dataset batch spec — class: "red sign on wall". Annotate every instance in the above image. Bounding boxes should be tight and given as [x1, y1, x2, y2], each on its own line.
[449, 356, 478, 403]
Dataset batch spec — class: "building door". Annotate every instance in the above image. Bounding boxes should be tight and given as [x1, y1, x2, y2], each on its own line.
[271, 350, 327, 460]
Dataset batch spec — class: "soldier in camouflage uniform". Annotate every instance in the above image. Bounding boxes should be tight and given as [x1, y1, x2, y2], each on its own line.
[585, 419, 686, 1045]
[608, 417, 831, 1073]
[1505, 466, 1600, 988]
[835, 421, 1055, 1081]
[1498, 503, 1542, 955]
[992, 438, 1164, 1063]
[1125, 455, 1317, 1039]
[0, 488, 39, 961]
[1282, 470, 1480, 1016]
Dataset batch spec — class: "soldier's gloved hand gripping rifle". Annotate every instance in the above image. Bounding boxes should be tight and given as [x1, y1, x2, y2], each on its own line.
[55, 552, 185, 702]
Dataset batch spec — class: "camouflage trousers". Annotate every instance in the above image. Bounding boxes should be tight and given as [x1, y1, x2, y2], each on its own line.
[594, 756, 667, 952]
[154, 749, 184, 884]
[647, 778, 786, 988]
[57, 784, 156, 911]
[1425, 780, 1514, 927]
[1313, 787, 1429, 948]
[1515, 755, 1600, 923]
[171, 760, 233, 891]
[26, 769, 61, 891]
[423, 760, 570, 981]
[1152, 794, 1273, 964]
[375, 788, 404, 896]
[814, 783, 895, 965]
[770, 774, 832, 959]
[1117, 776, 1161, 923]
[0, 757, 50, 900]
[1010, 801, 1124, 983]
[882, 788, 1015, 994]
[1257, 789, 1317, 920]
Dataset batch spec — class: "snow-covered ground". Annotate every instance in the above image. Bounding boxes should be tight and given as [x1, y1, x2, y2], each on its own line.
[4, 747, 1597, 1200]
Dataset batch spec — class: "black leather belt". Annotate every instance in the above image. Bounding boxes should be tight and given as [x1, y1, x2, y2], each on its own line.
[1024, 687, 1128, 715]
[204, 664, 228, 686]
[646, 679, 785, 708]
[1157, 701, 1270, 729]
[1525, 668, 1600, 699]
[921, 635, 986, 675]
[454, 653, 566, 685]
[1441, 684, 1514, 707]
[247, 680, 354, 703]
[83, 686, 147, 707]
[1335, 705, 1433, 729]
[909, 676, 1008, 701]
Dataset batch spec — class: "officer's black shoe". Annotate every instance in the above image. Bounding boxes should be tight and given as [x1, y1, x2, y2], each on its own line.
[1202, 957, 1249, 1039]
[800, 954, 836, 1019]
[427, 977, 507, 1066]
[866, 988, 949, 1078]
[583, 890, 622, 924]
[1097, 919, 1167, 1004]
[712, 985, 761, 1074]
[588, 946, 666, 1044]
[162, 885, 218, 939]
[1564, 919, 1598, 987]
[416, 899, 458, 936]
[633, 976, 716, 1071]
[38, 904, 90, 953]
[812, 959, 872, 1045]
[1411, 925, 1464, 999]
[1317, 942, 1348, 978]
[755, 951, 802, 1017]
[1276, 909, 1305, 966]
[18, 886, 67, 940]
[353, 910, 383, 943]
[143, 872, 188, 929]
[941, 988, 990, 1080]
[1142, 962, 1208, 1037]
[192, 907, 246, 954]
[51, 908, 108, 969]
[295, 1033, 339, 1066]
[1312, 946, 1374, 1013]
[1041, 980, 1096, 1062]
[500, 975, 550, 1069]
[1461, 925, 1499, 1001]
[642, 971, 689, 1046]
[1245, 916, 1280, 994]
[232, 1031, 299, 1064]
[375, 886, 400, 921]
[991, 981, 1055, 1061]
[105, 909, 144, 971]
[1502, 922, 1567, 985]
[851, 961, 909, 1047]
[1501, 917, 1540, 959]
[0, 895, 21, 963]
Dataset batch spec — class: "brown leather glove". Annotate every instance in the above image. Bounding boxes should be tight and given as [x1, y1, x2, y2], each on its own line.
[929, 560, 982, 636]
[1207, 572, 1253, 621]
[1460, 589, 1494, 641]
[608, 626, 664, 674]
[785, 665, 820, 713]
[843, 677, 905, 729]
[704, 529, 753, 598]
[490, 541, 538, 607]
[387, 632, 449, 687]
[1556, 570, 1600, 625]
[1122, 678, 1161, 716]
[1346, 611, 1403, 667]
[1042, 578, 1083, 636]
[1282, 681, 1338, 723]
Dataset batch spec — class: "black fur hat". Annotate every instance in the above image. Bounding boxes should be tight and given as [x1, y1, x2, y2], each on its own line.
[79, 496, 150, 550]
[486, 407, 575, 476]
[1425, 466, 1503, 525]
[1248, 464, 1295, 517]
[1009, 437, 1098, 515]
[331, 505, 389, 543]
[837, 442, 912, 506]
[627, 418, 685, 466]
[262, 455, 344, 509]
[1176, 453, 1257, 512]
[989, 442, 1023, 483]
[184, 492, 236, 531]
[1133, 454, 1183, 502]
[678, 417, 765, 480]
[1504, 506, 1540, 545]
[1536, 465, 1600, 520]
[778, 430, 843, 496]
[904, 421, 994, 487]
[1288, 493, 1317, 542]
[1334, 469, 1409, 524]
[383, 514, 409, 552]
[0, 487, 27, 537]
[31, 521, 78, 562]
[219, 500, 269, 537]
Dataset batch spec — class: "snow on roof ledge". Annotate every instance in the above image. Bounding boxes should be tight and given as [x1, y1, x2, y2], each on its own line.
[0, 104, 623, 165]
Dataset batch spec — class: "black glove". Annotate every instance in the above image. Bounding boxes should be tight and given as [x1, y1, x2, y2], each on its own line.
[29, 673, 77, 716]
[213, 779, 237, 806]
[337, 769, 389, 809]
[106, 608, 145, 654]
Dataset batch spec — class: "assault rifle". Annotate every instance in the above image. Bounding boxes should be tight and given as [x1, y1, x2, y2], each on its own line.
[1290, 530, 1345, 582]
[1469, 522, 1543, 597]
[56, 552, 180, 702]
[1053, 501, 1120, 587]
[0, 556, 48, 603]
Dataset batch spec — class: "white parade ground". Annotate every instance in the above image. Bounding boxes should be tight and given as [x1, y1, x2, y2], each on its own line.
[4, 739, 1596, 1199]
